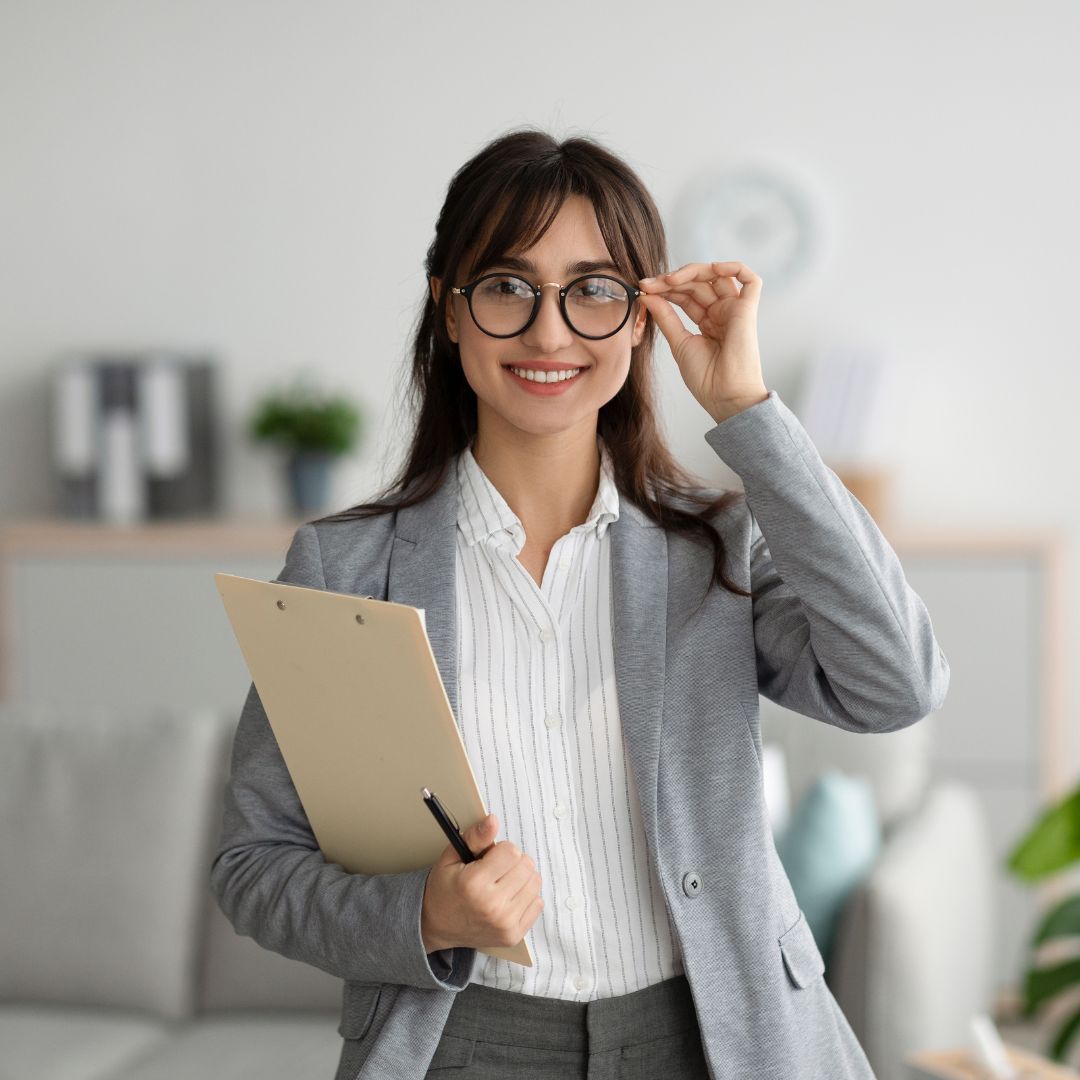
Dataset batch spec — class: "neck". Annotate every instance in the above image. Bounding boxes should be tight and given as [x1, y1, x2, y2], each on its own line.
[470, 416, 603, 547]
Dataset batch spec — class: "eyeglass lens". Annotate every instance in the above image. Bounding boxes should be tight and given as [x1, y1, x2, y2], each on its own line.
[470, 275, 631, 338]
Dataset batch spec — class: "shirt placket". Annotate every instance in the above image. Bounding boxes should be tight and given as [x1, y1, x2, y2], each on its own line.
[497, 531, 598, 997]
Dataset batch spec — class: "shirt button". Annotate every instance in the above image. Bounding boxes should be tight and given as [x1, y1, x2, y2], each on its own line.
[544, 713, 560, 730]
[682, 871, 704, 897]
[538, 627, 554, 644]
[553, 803, 569, 820]
[573, 975, 590, 992]
[557, 555, 571, 570]
[565, 895, 581, 911]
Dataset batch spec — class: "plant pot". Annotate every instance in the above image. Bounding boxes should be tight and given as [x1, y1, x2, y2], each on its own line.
[285, 450, 335, 516]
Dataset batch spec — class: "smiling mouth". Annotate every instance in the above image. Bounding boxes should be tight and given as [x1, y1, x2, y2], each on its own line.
[502, 364, 588, 384]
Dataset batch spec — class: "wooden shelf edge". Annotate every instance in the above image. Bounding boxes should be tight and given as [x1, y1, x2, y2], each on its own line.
[0, 517, 311, 557]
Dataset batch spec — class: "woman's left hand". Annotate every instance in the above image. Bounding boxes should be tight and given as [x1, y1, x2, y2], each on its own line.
[638, 261, 769, 425]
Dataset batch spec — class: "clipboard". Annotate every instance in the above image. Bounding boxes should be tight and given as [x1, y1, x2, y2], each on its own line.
[215, 572, 534, 969]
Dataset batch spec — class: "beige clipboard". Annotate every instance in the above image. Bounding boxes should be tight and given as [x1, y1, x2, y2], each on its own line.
[214, 572, 534, 969]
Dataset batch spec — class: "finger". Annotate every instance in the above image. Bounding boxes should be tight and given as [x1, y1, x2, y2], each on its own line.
[643, 275, 729, 313]
[708, 275, 740, 300]
[473, 839, 524, 882]
[640, 293, 696, 353]
[509, 865, 542, 909]
[658, 264, 723, 292]
[460, 813, 498, 859]
[517, 894, 544, 935]
[710, 261, 762, 304]
[662, 273, 737, 304]
[664, 261, 759, 300]
[667, 279, 728, 311]
[657, 289, 708, 325]
[497, 855, 537, 896]
[636, 268, 707, 293]
[657, 262, 715, 285]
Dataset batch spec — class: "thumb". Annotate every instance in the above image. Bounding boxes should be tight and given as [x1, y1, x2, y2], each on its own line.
[641, 291, 693, 359]
[460, 813, 498, 858]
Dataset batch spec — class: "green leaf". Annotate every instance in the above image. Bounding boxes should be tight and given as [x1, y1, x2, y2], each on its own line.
[1032, 895, 1080, 949]
[1006, 785, 1080, 882]
[1025, 958, 1080, 1014]
[248, 384, 363, 454]
[1050, 1004, 1080, 1063]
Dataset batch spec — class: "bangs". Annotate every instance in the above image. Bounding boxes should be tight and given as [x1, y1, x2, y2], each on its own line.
[460, 180, 568, 282]
[458, 173, 638, 285]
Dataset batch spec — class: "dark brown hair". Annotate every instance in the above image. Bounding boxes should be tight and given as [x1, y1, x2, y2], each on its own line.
[309, 126, 751, 601]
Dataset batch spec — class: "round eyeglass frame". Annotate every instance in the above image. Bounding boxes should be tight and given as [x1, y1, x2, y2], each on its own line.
[450, 273, 644, 340]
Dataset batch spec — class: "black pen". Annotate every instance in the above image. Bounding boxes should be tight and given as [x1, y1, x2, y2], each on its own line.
[421, 786, 479, 864]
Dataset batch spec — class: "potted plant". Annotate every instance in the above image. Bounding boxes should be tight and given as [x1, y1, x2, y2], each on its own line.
[1006, 784, 1080, 1062]
[248, 373, 362, 516]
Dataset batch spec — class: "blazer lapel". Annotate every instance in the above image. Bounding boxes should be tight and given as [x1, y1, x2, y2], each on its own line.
[387, 458, 669, 844]
[609, 501, 667, 843]
[386, 468, 461, 726]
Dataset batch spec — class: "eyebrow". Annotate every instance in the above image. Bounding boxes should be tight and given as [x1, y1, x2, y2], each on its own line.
[478, 255, 623, 277]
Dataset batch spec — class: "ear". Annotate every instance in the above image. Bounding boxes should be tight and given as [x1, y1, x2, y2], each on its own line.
[630, 297, 648, 348]
[429, 275, 459, 343]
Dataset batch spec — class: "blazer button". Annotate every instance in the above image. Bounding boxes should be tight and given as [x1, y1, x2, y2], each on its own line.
[682, 871, 703, 898]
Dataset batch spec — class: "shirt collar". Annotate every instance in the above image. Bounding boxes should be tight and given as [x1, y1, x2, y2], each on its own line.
[456, 437, 620, 551]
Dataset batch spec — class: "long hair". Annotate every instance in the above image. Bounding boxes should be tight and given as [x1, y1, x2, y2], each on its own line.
[309, 127, 751, 600]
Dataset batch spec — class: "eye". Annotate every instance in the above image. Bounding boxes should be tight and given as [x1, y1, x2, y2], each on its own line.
[477, 275, 532, 299]
[569, 276, 625, 303]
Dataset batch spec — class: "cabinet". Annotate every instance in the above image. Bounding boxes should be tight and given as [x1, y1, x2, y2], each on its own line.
[0, 518, 302, 712]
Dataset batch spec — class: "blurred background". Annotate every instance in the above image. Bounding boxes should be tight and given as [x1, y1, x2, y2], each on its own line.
[1, 2, 1078, 1079]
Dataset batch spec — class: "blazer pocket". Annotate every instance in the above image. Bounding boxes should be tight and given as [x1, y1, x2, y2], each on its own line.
[778, 910, 825, 989]
[338, 982, 382, 1039]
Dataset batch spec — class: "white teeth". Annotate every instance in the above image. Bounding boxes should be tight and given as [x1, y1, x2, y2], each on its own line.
[508, 366, 583, 383]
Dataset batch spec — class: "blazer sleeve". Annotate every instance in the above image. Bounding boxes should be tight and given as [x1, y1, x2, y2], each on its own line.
[209, 522, 477, 990]
[703, 390, 950, 732]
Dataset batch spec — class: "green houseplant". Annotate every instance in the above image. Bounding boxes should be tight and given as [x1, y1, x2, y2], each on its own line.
[1006, 783, 1080, 1063]
[248, 374, 363, 515]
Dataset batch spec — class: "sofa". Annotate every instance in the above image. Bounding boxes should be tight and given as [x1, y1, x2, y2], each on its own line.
[0, 695, 995, 1080]
[0, 702, 344, 1080]
[760, 698, 997, 1080]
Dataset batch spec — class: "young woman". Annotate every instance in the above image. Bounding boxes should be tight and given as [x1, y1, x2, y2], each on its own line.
[211, 128, 949, 1080]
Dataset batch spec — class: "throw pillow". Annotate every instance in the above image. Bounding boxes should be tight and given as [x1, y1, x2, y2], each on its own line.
[774, 769, 881, 961]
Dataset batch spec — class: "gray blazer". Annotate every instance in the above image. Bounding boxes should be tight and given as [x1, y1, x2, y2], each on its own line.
[210, 389, 949, 1080]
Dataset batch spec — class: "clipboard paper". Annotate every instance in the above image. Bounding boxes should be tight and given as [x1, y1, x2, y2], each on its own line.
[215, 572, 533, 968]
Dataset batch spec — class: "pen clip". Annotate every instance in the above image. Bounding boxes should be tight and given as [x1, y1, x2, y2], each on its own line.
[430, 789, 460, 832]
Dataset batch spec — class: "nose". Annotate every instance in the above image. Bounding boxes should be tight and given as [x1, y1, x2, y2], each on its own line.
[520, 282, 574, 351]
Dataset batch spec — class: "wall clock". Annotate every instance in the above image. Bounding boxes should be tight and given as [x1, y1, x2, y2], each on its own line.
[669, 168, 818, 293]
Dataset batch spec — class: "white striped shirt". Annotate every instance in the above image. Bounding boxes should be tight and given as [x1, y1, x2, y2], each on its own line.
[453, 437, 683, 1001]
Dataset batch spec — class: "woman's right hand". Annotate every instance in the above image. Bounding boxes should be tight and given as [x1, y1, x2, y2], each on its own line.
[420, 813, 544, 952]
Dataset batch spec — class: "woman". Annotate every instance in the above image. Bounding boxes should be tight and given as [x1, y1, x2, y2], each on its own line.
[211, 128, 949, 1080]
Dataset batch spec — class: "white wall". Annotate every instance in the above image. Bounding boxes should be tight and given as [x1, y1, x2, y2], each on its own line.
[2, 2, 1077, 764]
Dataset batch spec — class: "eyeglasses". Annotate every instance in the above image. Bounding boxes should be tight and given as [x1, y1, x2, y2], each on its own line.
[451, 273, 643, 340]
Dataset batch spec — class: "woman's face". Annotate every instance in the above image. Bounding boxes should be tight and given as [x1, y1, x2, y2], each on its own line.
[432, 194, 647, 442]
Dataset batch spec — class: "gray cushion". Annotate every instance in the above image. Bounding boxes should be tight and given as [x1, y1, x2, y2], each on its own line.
[197, 722, 345, 1011]
[107, 1012, 341, 1080]
[0, 1003, 168, 1080]
[0, 703, 228, 1019]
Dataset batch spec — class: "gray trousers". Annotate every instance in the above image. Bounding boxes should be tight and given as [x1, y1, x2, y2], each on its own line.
[423, 974, 710, 1078]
